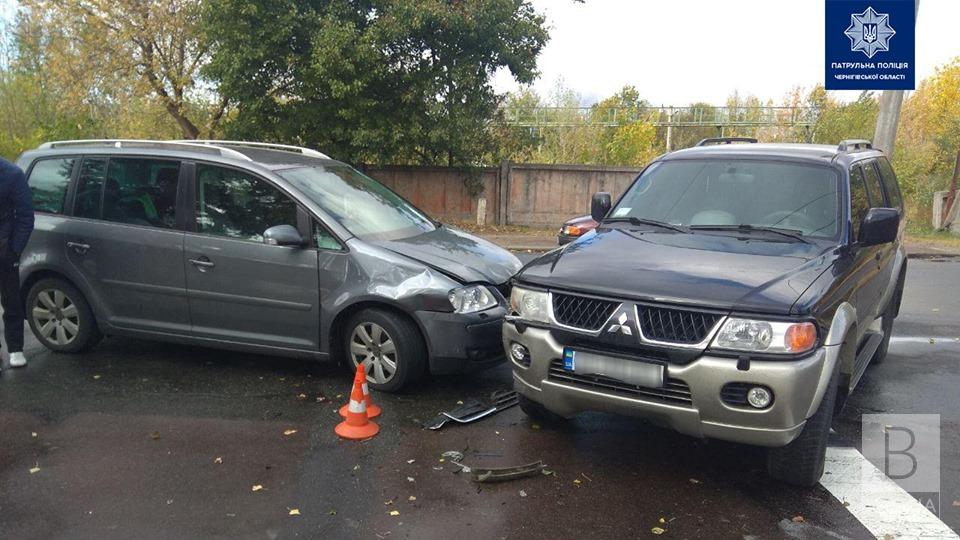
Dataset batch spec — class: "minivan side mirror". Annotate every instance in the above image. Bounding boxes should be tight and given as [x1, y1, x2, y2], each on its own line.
[858, 208, 899, 246]
[264, 224, 306, 247]
[591, 192, 612, 222]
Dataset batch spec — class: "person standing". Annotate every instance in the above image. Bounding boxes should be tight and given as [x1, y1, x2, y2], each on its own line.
[0, 157, 34, 370]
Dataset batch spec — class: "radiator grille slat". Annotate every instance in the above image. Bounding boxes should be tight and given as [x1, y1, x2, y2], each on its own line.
[637, 305, 721, 344]
[551, 293, 620, 331]
[547, 360, 693, 407]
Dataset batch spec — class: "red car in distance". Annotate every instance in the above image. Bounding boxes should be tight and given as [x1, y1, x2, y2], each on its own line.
[557, 215, 598, 245]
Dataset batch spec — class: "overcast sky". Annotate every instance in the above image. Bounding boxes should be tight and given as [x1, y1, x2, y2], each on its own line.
[3, 0, 956, 106]
[493, 0, 960, 105]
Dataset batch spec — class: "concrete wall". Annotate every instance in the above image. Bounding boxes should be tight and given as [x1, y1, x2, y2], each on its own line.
[360, 162, 643, 227]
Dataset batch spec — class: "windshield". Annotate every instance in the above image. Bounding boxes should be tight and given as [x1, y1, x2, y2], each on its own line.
[279, 165, 435, 241]
[611, 159, 840, 238]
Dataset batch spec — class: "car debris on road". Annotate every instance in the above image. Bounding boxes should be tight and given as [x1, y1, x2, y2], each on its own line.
[423, 389, 518, 430]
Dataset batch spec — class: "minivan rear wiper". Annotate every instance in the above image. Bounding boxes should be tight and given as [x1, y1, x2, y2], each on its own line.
[688, 224, 811, 244]
[603, 216, 689, 234]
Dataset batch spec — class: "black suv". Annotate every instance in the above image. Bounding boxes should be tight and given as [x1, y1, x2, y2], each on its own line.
[503, 138, 906, 486]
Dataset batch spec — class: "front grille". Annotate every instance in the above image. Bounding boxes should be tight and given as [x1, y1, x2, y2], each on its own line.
[552, 292, 620, 331]
[637, 305, 722, 344]
[548, 359, 693, 407]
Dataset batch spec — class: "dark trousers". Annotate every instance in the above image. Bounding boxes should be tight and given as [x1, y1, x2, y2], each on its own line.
[0, 254, 24, 353]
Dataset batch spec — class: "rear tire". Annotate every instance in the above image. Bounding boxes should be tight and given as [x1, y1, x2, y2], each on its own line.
[767, 356, 840, 487]
[26, 278, 102, 353]
[518, 394, 568, 425]
[872, 273, 903, 366]
[344, 308, 425, 393]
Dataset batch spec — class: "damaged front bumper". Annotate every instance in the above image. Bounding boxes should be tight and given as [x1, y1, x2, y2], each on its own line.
[503, 322, 838, 448]
[416, 306, 508, 374]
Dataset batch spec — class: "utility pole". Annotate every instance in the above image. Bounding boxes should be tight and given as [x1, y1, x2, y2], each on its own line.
[872, 0, 919, 155]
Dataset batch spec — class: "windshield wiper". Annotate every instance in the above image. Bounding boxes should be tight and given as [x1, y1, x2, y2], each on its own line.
[688, 224, 811, 244]
[603, 216, 689, 234]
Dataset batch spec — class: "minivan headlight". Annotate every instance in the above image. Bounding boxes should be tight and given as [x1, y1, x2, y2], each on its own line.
[509, 286, 550, 324]
[712, 318, 817, 354]
[449, 285, 498, 314]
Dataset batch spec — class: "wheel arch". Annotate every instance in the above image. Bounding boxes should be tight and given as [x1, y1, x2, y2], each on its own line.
[327, 299, 430, 364]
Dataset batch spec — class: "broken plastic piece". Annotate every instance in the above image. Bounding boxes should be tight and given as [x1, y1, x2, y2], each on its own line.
[471, 461, 547, 483]
[424, 390, 519, 430]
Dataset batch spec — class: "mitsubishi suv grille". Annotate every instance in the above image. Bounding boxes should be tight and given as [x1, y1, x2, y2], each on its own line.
[637, 305, 722, 344]
[551, 292, 620, 331]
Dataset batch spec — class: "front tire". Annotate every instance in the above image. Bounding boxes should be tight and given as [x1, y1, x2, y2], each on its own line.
[767, 357, 840, 487]
[344, 308, 425, 393]
[27, 278, 102, 353]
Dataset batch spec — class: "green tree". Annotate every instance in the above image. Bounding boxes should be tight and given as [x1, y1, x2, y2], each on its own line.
[204, 0, 548, 166]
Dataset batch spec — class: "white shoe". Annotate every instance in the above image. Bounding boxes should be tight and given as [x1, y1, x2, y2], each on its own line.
[8, 352, 27, 368]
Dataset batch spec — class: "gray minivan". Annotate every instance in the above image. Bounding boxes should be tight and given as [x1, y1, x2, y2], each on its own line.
[16, 140, 520, 391]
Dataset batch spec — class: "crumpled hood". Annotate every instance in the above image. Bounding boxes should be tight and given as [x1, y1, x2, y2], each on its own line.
[374, 226, 522, 285]
[518, 227, 836, 314]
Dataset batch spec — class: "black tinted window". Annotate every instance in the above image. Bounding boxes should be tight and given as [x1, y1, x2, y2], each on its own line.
[103, 158, 180, 229]
[28, 158, 75, 214]
[849, 165, 870, 241]
[862, 161, 885, 207]
[74, 157, 107, 219]
[876, 158, 903, 211]
[196, 164, 298, 241]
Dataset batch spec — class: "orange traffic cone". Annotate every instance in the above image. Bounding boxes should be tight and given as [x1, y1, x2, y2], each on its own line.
[334, 365, 380, 440]
[339, 365, 381, 419]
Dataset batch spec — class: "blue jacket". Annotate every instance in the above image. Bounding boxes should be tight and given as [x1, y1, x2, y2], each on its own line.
[0, 158, 35, 256]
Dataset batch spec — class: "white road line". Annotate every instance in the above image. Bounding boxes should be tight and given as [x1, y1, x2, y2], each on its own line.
[822, 447, 958, 539]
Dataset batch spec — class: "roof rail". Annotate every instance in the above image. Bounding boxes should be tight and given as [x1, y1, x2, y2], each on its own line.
[837, 139, 873, 152]
[182, 140, 330, 159]
[37, 139, 253, 161]
[696, 137, 758, 147]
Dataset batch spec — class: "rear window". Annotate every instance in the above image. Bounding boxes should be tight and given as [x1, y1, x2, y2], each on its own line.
[876, 158, 903, 211]
[28, 158, 75, 214]
[862, 161, 886, 207]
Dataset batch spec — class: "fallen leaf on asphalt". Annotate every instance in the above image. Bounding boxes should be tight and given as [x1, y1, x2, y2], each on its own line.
[406, 459, 415, 464]
[929, 338, 936, 344]
[214, 457, 223, 464]
[573, 479, 581, 487]
[353, 465, 360, 471]
[689, 478, 701, 484]
[659, 518, 665, 524]
[953, 500, 960, 507]
[531, 423, 541, 430]
[29, 466, 40, 474]
[408, 496, 417, 501]
[792, 515, 805, 523]
[384, 499, 393, 506]
[329, 510, 337, 516]
[283, 429, 298, 436]
[251, 485, 263, 492]
[456, 401, 464, 405]
[336, 394, 343, 399]
[407, 477, 415, 482]
[31, 432, 37, 438]
[651, 527, 665, 535]
[932, 308, 940, 312]
[289, 509, 300, 516]
[93, 375, 101, 380]
[519, 490, 527, 497]
[389, 510, 400, 516]
[150, 431, 161, 440]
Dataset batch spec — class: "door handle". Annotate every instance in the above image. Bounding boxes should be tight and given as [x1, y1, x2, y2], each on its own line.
[66, 242, 90, 255]
[189, 257, 215, 272]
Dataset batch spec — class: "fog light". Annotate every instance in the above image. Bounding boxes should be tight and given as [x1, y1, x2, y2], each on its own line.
[510, 342, 531, 366]
[747, 386, 773, 409]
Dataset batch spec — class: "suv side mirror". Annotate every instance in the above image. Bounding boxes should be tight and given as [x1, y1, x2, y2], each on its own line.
[264, 224, 306, 247]
[858, 208, 899, 246]
[591, 192, 612, 222]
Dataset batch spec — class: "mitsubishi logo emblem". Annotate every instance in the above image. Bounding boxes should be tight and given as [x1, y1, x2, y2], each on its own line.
[607, 312, 633, 335]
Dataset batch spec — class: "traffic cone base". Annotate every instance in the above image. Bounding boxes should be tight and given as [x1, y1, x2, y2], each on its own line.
[339, 402, 381, 418]
[335, 418, 379, 440]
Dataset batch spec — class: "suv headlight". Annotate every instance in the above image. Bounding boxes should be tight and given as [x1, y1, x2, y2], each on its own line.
[449, 285, 498, 314]
[509, 286, 550, 324]
[712, 318, 817, 354]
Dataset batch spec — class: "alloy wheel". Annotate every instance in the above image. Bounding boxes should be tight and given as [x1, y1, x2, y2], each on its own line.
[349, 322, 398, 384]
[32, 289, 80, 346]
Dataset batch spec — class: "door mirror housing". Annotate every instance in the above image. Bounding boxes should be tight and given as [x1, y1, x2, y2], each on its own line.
[858, 208, 899, 246]
[264, 225, 306, 247]
[591, 192, 612, 222]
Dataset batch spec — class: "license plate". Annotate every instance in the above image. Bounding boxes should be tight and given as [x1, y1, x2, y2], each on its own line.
[562, 347, 664, 388]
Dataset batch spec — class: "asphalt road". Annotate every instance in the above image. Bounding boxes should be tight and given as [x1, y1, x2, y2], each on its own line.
[0, 258, 957, 539]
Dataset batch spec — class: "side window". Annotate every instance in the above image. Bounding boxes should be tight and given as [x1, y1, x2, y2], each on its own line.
[849, 165, 870, 241]
[313, 222, 343, 251]
[27, 158, 75, 214]
[103, 158, 180, 229]
[876, 158, 903, 211]
[861, 160, 886, 208]
[195, 164, 298, 241]
[74, 157, 107, 219]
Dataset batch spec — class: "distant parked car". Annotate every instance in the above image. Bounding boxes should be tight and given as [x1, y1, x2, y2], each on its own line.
[17, 139, 521, 392]
[504, 138, 907, 486]
[557, 215, 598, 244]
